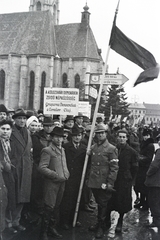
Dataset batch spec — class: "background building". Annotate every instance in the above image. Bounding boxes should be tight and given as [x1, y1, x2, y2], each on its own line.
[0, 0, 103, 110]
[129, 102, 160, 126]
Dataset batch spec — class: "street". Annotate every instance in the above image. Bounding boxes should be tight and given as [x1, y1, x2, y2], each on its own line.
[3, 202, 160, 240]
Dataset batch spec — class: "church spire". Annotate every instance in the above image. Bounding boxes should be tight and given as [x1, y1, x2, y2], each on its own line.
[29, 0, 60, 25]
[81, 2, 90, 27]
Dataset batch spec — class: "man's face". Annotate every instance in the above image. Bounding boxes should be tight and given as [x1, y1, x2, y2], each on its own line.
[14, 116, 27, 128]
[117, 132, 128, 145]
[0, 112, 7, 121]
[65, 120, 74, 129]
[43, 125, 54, 134]
[75, 117, 83, 125]
[72, 133, 82, 144]
[0, 124, 12, 139]
[96, 131, 107, 142]
[52, 135, 64, 147]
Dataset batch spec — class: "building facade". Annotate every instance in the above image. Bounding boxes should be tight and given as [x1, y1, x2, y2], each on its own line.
[0, 0, 103, 111]
[129, 102, 160, 126]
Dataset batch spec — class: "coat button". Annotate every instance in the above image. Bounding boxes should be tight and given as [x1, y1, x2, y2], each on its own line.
[97, 171, 99, 174]
[97, 162, 100, 165]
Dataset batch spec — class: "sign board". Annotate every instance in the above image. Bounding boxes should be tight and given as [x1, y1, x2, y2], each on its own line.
[78, 101, 91, 118]
[43, 88, 79, 115]
[90, 74, 128, 85]
[89, 86, 97, 99]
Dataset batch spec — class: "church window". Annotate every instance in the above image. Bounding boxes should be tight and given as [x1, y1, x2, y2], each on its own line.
[62, 73, 68, 88]
[40, 72, 46, 109]
[75, 74, 80, 88]
[36, 1, 41, 11]
[0, 70, 5, 100]
[29, 71, 35, 109]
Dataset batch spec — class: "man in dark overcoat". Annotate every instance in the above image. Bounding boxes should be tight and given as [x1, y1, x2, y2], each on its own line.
[9, 109, 32, 231]
[107, 129, 139, 233]
[60, 127, 86, 229]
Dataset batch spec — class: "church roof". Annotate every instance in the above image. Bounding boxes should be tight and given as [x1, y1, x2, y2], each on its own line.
[0, 11, 56, 55]
[55, 23, 101, 60]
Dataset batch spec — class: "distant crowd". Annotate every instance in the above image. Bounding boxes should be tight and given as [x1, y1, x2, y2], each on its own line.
[0, 103, 160, 240]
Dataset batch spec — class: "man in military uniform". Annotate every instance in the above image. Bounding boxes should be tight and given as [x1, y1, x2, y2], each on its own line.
[87, 124, 119, 239]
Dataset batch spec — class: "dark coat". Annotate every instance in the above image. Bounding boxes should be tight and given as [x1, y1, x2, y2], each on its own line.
[145, 148, 160, 187]
[60, 141, 87, 223]
[0, 168, 8, 232]
[39, 144, 69, 207]
[10, 125, 32, 203]
[112, 143, 138, 214]
[32, 129, 53, 164]
[88, 139, 119, 189]
[135, 138, 154, 194]
[0, 142, 16, 210]
[129, 132, 140, 153]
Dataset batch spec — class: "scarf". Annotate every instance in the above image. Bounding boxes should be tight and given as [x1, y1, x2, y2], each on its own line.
[0, 138, 12, 166]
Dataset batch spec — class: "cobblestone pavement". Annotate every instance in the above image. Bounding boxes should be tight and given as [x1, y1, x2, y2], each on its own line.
[3, 206, 160, 240]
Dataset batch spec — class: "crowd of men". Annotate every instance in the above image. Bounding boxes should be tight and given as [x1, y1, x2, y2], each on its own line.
[0, 103, 160, 240]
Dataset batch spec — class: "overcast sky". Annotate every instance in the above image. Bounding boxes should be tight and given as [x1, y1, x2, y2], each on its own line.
[0, 0, 160, 104]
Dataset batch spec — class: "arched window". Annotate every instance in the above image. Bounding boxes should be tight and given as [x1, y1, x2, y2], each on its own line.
[62, 73, 68, 88]
[36, 1, 41, 11]
[75, 74, 80, 88]
[40, 71, 46, 109]
[0, 70, 5, 100]
[29, 71, 35, 109]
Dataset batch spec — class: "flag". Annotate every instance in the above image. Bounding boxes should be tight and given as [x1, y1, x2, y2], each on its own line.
[109, 23, 160, 87]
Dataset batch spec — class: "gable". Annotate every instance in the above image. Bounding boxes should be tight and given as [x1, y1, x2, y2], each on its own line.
[55, 23, 101, 60]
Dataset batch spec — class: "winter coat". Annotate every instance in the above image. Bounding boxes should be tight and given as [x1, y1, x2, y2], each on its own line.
[87, 139, 119, 189]
[60, 141, 87, 222]
[0, 168, 8, 232]
[145, 148, 160, 187]
[129, 132, 140, 153]
[135, 138, 154, 194]
[32, 129, 53, 164]
[39, 144, 69, 207]
[112, 143, 139, 214]
[0, 142, 16, 211]
[10, 125, 32, 203]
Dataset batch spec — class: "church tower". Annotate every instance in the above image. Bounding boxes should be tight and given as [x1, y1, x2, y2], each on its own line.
[29, 0, 60, 24]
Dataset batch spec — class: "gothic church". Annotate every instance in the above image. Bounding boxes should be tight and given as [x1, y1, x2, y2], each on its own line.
[0, 0, 103, 110]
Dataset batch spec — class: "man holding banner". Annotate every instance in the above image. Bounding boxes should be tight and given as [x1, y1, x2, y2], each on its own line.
[87, 124, 119, 239]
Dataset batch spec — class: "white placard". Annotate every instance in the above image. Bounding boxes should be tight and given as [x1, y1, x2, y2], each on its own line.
[43, 88, 79, 115]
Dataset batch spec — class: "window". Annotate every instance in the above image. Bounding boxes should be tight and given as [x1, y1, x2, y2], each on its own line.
[40, 72, 46, 109]
[75, 74, 80, 88]
[36, 1, 41, 11]
[28, 71, 35, 109]
[62, 73, 68, 88]
[0, 70, 5, 99]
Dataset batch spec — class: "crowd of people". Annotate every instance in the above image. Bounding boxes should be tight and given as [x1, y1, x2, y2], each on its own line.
[0, 103, 160, 240]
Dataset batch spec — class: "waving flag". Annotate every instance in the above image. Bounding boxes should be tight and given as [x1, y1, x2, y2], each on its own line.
[109, 6, 159, 87]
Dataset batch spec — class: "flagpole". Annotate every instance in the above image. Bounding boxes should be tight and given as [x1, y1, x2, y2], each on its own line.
[72, 0, 121, 227]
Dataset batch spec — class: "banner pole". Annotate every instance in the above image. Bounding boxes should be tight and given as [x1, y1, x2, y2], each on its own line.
[73, 45, 111, 227]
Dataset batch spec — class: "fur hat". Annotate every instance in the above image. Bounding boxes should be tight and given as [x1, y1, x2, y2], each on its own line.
[142, 128, 152, 136]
